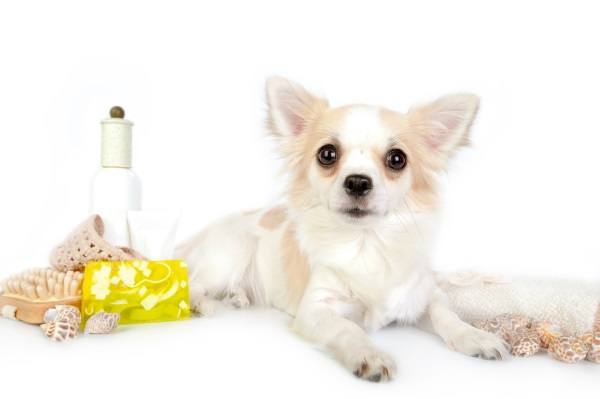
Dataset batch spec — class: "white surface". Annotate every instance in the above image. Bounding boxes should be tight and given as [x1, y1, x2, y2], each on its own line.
[0, 1, 598, 398]
[1, 310, 598, 398]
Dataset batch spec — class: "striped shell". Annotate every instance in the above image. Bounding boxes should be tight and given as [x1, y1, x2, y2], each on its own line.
[44, 305, 81, 328]
[41, 320, 78, 342]
[85, 311, 120, 334]
[41, 305, 81, 342]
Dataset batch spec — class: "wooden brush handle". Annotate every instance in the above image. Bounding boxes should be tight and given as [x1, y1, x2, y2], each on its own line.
[0, 295, 81, 325]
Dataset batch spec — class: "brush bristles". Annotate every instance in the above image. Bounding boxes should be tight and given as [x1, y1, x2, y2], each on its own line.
[1, 268, 83, 301]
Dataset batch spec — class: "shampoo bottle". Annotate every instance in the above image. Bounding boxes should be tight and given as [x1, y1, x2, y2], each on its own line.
[90, 106, 142, 247]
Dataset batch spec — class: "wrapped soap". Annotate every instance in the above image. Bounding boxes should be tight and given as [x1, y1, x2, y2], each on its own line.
[81, 260, 190, 326]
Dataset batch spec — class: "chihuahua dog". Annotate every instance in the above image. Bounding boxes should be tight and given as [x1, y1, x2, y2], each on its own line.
[175, 77, 508, 382]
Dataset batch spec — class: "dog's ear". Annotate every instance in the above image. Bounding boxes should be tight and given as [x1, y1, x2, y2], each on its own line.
[266, 76, 328, 137]
[409, 93, 480, 169]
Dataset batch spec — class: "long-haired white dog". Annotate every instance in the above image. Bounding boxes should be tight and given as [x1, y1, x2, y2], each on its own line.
[176, 77, 508, 382]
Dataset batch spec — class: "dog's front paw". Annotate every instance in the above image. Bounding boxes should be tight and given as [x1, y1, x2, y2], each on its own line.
[224, 289, 250, 309]
[446, 326, 510, 360]
[345, 347, 397, 382]
[190, 296, 218, 317]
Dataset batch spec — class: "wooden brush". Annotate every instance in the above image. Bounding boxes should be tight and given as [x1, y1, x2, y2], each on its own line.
[0, 268, 83, 324]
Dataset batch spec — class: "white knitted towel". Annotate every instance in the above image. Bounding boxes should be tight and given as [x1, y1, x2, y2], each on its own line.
[438, 271, 600, 335]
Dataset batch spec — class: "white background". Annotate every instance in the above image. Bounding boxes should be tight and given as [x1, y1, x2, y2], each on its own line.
[0, 1, 598, 398]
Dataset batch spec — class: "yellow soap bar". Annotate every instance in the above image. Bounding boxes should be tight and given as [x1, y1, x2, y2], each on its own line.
[81, 260, 190, 327]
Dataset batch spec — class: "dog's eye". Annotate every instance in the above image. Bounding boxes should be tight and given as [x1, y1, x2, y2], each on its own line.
[385, 149, 407, 171]
[317, 144, 338, 167]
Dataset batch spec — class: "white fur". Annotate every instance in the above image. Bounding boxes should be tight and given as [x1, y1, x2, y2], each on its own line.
[176, 78, 508, 382]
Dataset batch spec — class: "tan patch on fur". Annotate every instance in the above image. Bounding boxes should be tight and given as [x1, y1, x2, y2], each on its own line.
[283, 103, 442, 213]
[280, 225, 310, 312]
[370, 147, 402, 182]
[259, 206, 287, 230]
[286, 106, 355, 210]
[314, 138, 344, 179]
[278, 102, 443, 214]
[379, 108, 440, 212]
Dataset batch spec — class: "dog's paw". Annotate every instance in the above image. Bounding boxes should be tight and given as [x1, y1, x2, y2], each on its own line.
[224, 289, 250, 309]
[345, 347, 397, 382]
[446, 326, 510, 360]
[190, 296, 218, 317]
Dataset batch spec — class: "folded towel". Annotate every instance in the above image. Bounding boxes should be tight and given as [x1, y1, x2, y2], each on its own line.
[438, 271, 600, 335]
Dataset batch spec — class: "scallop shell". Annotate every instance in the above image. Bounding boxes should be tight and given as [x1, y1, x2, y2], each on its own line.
[41, 320, 78, 342]
[84, 311, 120, 334]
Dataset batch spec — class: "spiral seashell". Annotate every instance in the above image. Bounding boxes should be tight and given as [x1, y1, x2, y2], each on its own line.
[532, 321, 562, 349]
[45, 305, 81, 329]
[510, 330, 541, 357]
[547, 335, 589, 363]
[40, 305, 81, 342]
[85, 311, 120, 334]
[41, 320, 78, 342]
[584, 331, 600, 363]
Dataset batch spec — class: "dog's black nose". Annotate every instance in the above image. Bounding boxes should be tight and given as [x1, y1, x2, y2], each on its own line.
[344, 175, 372, 197]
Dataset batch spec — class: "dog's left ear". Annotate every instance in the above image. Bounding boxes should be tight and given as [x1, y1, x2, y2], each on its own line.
[266, 76, 328, 137]
[409, 93, 480, 169]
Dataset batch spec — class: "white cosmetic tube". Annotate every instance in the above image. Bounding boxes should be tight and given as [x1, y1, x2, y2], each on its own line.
[127, 210, 181, 259]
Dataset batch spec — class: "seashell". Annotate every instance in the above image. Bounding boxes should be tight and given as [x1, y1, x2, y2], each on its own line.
[532, 321, 562, 349]
[510, 330, 541, 357]
[547, 335, 588, 363]
[474, 314, 531, 341]
[44, 305, 81, 329]
[585, 331, 600, 363]
[41, 305, 81, 342]
[43, 308, 58, 324]
[41, 320, 78, 342]
[84, 311, 120, 334]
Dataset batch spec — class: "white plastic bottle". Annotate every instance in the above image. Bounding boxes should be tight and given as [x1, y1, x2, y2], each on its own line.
[90, 106, 142, 247]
